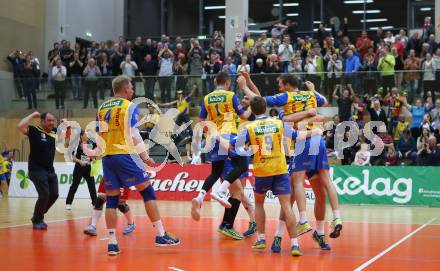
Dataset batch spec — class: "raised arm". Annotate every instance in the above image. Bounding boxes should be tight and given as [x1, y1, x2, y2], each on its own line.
[237, 75, 259, 99]
[17, 111, 40, 135]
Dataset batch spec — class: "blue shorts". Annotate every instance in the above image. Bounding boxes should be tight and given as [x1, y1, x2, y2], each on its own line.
[221, 157, 249, 180]
[254, 174, 290, 195]
[102, 154, 148, 190]
[0, 174, 6, 182]
[206, 134, 236, 162]
[291, 136, 329, 173]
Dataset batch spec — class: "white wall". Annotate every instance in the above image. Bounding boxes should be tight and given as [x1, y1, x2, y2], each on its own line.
[44, 0, 124, 69]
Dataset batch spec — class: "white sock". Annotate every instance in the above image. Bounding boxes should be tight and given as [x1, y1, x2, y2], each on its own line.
[196, 190, 207, 202]
[91, 210, 102, 227]
[291, 238, 299, 247]
[153, 220, 165, 237]
[108, 229, 117, 244]
[316, 220, 325, 236]
[332, 210, 341, 220]
[217, 181, 230, 194]
[275, 220, 285, 237]
[124, 211, 134, 225]
[258, 233, 266, 241]
[299, 211, 308, 224]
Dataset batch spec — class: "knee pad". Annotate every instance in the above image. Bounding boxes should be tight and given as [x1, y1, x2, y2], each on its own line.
[106, 195, 119, 209]
[139, 185, 156, 202]
[94, 195, 106, 210]
[117, 202, 130, 214]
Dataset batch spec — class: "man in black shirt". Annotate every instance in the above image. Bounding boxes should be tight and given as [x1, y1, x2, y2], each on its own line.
[333, 88, 354, 122]
[139, 54, 158, 101]
[17, 111, 58, 230]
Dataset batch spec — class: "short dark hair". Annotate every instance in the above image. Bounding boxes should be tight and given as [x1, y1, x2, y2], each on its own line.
[40, 112, 54, 120]
[277, 74, 299, 88]
[250, 96, 267, 115]
[215, 72, 230, 86]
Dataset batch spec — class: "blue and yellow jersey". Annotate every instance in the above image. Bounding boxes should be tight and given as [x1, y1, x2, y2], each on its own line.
[199, 88, 244, 135]
[235, 116, 298, 177]
[97, 97, 140, 156]
[265, 90, 325, 116]
[176, 96, 190, 117]
[0, 156, 7, 175]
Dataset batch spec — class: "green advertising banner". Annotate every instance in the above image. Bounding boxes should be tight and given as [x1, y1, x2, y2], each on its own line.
[331, 166, 440, 207]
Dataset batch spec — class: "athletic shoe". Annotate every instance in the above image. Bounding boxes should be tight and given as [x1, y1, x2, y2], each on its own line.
[271, 236, 282, 253]
[83, 225, 97, 236]
[191, 198, 201, 221]
[297, 221, 312, 236]
[243, 222, 257, 237]
[251, 239, 266, 249]
[123, 223, 136, 235]
[32, 222, 47, 230]
[65, 205, 72, 210]
[312, 231, 331, 250]
[155, 232, 180, 246]
[211, 191, 232, 208]
[107, 243, 120, 256]
[217, 225, 244, 240]
[329, 218, 343, 239]
[291, 245, 302, 256]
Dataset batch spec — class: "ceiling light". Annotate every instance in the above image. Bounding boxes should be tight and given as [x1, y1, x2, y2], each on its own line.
[420, 7, 433, 11]
[353, 9, 381, 14]
[204, 6, 225, 10]
[218, 15, 226, 19]
[344, 0, 373, 4]
[361, 18, 388, 23]
[273, 3, 299, 7]
[286, 13, 299, 17]
[369, 26, 394, 30]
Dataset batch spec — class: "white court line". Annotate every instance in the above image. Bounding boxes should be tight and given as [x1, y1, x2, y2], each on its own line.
[354, 217, 437, 271]
[168, 267, 185, 271]
[0, 216, 89, 229]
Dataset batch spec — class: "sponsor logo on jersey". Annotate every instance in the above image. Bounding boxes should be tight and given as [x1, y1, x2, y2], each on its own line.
[208, 95, 227, 104]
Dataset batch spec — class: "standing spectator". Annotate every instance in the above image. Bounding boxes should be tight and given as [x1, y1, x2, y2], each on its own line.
[111, 43, 124, 76]
[288, 57, 303, 83]
[265, 54, 280, 96]
[242, 32, 255, 50]
[17, 112, 58, 229]
[353, 95, 365, 128]
[430, 98, 440, 131]
[69, 52, 83, 100]
[98, 53, 112, 99]
[174, 53, 189, 92]
[416, 128, 431, 154]
[383, 87, 405, 134]
[344, 49, 360, 94]
[60, 41, 74, 67]
[132, 36, 146, 66]
[222, 56, 237, 89]
[52, 59, 67, 109]
[139, 54, 158, 101]
[327, 53, 342, 97]
[366, 95, 388, 127]
[384, 31, 395, 44]
[204, 53, 222, 92]
[372, 28, 385, 49]
[82, 58, 101, 109]
[120, 54, 138, 95]
[392, 47, 404, 89]
[47, 43, 60, 90]
[188, 42, 204, 96]
[7, 50, 24, 98]
[377, 47, 395, 97]
[65, 130, 97, 210]
[404, 49, 421, 104]
[396, 129, 417, 164]
[421, 17, 435, 42]
[29, 51, 41, 92]
[405, 98, 429, 139]
[158, 45, 174, 103]
[237, 56, 251, 73]
[393, 115, 410, 144]
[362, 53, 378, 96]
[333, 88, 354, 122]
[278, 36, 294, 73]
[22, 54, 37, 109]
[422, 53, 436, 100]
[406, 32, 422, 57]
[398, 29, 409, 48]
[355, 31, 373, 60]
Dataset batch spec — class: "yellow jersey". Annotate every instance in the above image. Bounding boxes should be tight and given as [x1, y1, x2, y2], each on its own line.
[0, 156, 7, 175]
[176, 97, 190, 116]
[200, 88, 244, 135]
[246, 117, 288, 177]
[97, 97, 139, 156]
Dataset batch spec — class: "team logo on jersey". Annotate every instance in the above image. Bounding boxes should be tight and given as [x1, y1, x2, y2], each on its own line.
[208, 95, 227, 104]
[254, 124, 279, 136]
[291, 93, 312, 102]
[101, 99, 123, 109]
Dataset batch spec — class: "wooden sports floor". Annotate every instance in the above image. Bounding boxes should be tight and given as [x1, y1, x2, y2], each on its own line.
[0, 198, 439, 271]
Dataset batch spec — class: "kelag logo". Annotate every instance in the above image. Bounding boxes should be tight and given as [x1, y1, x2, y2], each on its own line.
[16, 169, 30, 189]
[331, 168, 413, 204]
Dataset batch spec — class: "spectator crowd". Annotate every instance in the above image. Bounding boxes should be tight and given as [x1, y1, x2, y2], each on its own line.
[6, 16, 440, 165]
